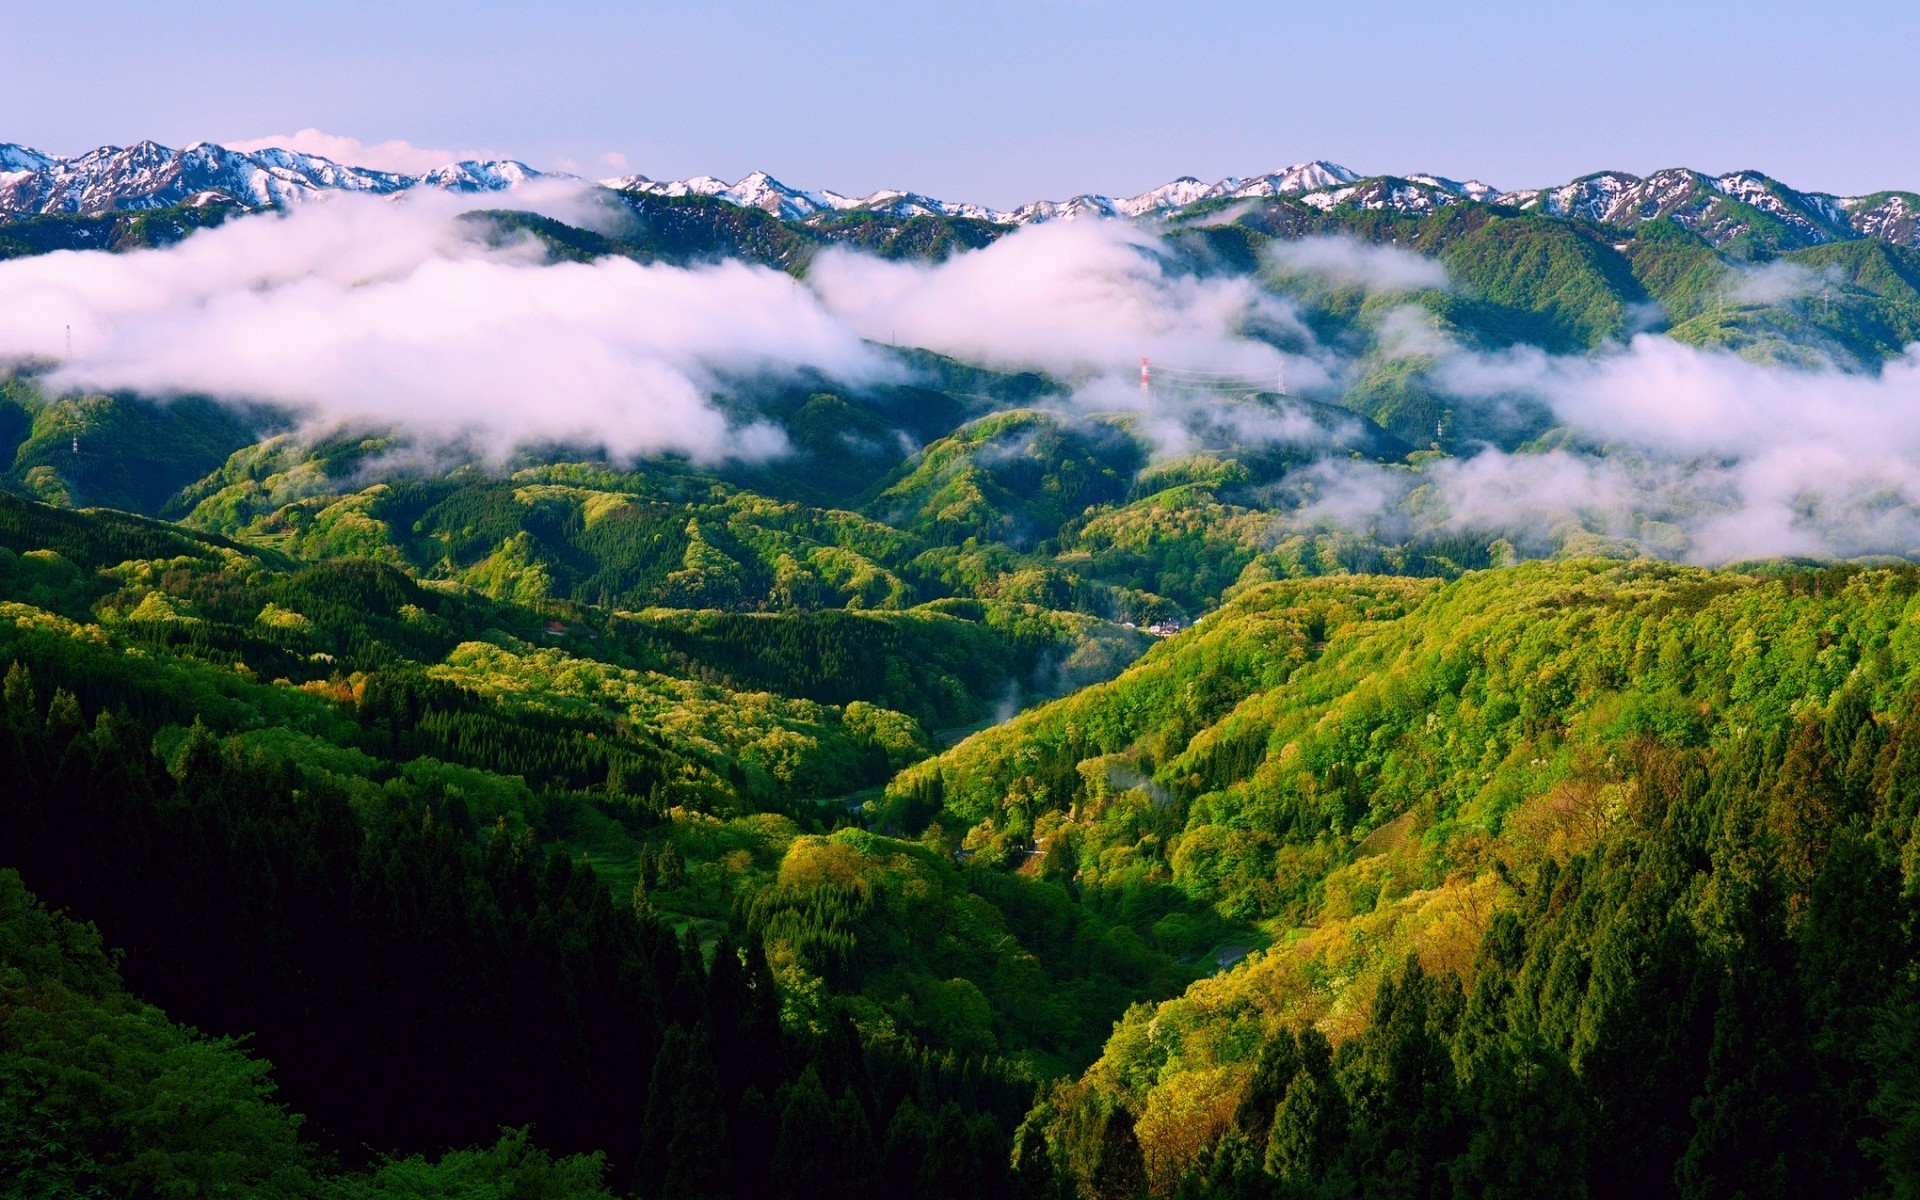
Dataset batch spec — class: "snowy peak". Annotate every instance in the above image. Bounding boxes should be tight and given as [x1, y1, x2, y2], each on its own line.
[0, 140, 544, 215]
[1495, 170, 1646, 223]
[1492, 167, 1889, 248]
[0, 144, 53, 173]
[600, 170, 818, 218]
[1115, 177, 1215, 217]
[1405, 174, 1497, 202]
[417, 160, 542, 192]
[1843, 192, 1920, 248]
[1297, 176, 1465, 216]
[1003, 161, 1368, 224]
[724, 171, 836, 220]
[6, 140, 1920, 253]
[839, 190, 1002, 222]
[591, 159, 1376, 228]
[600, 169, 1006, 223]
[1258, 160, 1362, 194]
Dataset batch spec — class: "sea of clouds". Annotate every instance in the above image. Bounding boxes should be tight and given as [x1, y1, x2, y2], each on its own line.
[4, 180, 1920, 564]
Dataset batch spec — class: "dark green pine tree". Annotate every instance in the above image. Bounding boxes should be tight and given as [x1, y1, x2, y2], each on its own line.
[1235, 1029, 1304, 1143]
[1573, 885, 1711, 1198]
[832, 1085, 879, 1194]
[1866, 969, 1920, 1200]
[882, 1098, 931, 1197]
[1797, 830, 1919, 1195]
[1010, 1109, 1069, 1200]
[1087, 1105, 1147, 1200]
[638, 1025, 694, 1195]
[1193, 1128, 1266, 1200]
[1264, 1027, 1348, 1198]
[730, 1085, 779, 1198]
[917, 1102, 1001, 1200]
[2, 659, 36, 737]
[661, 1028, 730, 1200]
[1675, 922, 1821, 1200]
[773, 1065, 837, 1200]
[1338, 957, 1465, 1200]
[1447, 1038, 1587, 1200]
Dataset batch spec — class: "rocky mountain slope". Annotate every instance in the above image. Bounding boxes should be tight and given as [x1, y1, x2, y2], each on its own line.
[7, 138, 1918, 250]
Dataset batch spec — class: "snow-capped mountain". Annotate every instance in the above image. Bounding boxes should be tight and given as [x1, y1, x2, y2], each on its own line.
[590, 159, 1496, 228]
[1488, 168, 1914, 248]
[996, 162, 1371, 224]
[1845, 192, 1919, 248]
[0, 140, 543, 215]
[0, 144, 54, 173]
[600, 167, 1021, 223]
[599, 169, 862, 221]
[4, 139, 1919, 252]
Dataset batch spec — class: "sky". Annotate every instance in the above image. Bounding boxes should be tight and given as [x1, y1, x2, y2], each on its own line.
[8, 0, 1920, 209]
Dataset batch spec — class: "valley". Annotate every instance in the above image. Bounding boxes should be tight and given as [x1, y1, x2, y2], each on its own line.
[2, 139, 1918, 1198]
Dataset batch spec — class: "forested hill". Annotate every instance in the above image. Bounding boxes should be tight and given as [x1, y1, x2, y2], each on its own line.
[6, 164, 1920, 1195]
[4, 473, 1920, 1194]
[894, 559, 1920, 1197]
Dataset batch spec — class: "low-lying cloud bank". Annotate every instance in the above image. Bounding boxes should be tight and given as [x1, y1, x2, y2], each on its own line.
[6, 196, 1920, 566]
[810, 219, 1302, 379]
[1295, 334, 1920, 563]
[0, 186, 893, 461]
[1265, 235, 1451, 294]
[1, 193, 1309, 464]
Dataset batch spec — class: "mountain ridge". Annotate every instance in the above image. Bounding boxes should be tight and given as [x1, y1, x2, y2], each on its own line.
[4, 139, 1920, 252]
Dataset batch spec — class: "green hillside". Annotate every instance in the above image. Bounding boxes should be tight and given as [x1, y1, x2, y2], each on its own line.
[9, 168, 1920, 1197]
[897, 559, 1920, 1195]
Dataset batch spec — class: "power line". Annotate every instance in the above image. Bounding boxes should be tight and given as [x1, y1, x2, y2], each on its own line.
[1150, 366, 1270, 377]
[1137, 358, 1293, 399]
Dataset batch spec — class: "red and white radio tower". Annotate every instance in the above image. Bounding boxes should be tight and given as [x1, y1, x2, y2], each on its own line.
[1140, 357, 1151, 395]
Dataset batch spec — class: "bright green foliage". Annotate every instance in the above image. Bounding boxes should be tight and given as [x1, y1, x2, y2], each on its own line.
[0, 868, 316, 1198]
[9, 172, 1920, 1197]
[619, 601, 1148, 728]
[996, 561, 1920, 1197]
[6, 392, 263, 514]
[872, 410, 1142, 549]
[328, 1129, 614, 1200]
[0, 489, 1170, 1068]
[1438, 216, 1648, 349]
[738, 827, 1195, 1073]
[907, 560, 1920, 930]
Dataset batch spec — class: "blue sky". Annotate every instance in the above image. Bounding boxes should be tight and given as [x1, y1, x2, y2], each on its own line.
[10, 0, 1919, 206]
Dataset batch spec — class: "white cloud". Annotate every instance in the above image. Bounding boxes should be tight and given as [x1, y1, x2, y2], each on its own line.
[1295, 333, 1920, 563]
[808, 218, 1303, 382]
[0, 186, 896, 462]
[13, 187, 1920, 568]
[1266, 234, 1451, 294]
[6, 198, 1337, 466]
[1724, 259, 1843, 305]
[807, 217, 1337, 454]
[223, 129, 473, 175]
[1373, 304, 1451, 359]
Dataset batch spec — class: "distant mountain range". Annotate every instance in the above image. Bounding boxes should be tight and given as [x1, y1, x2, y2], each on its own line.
[3, 139, 1917, 249]
[0, 140, 536, 216]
